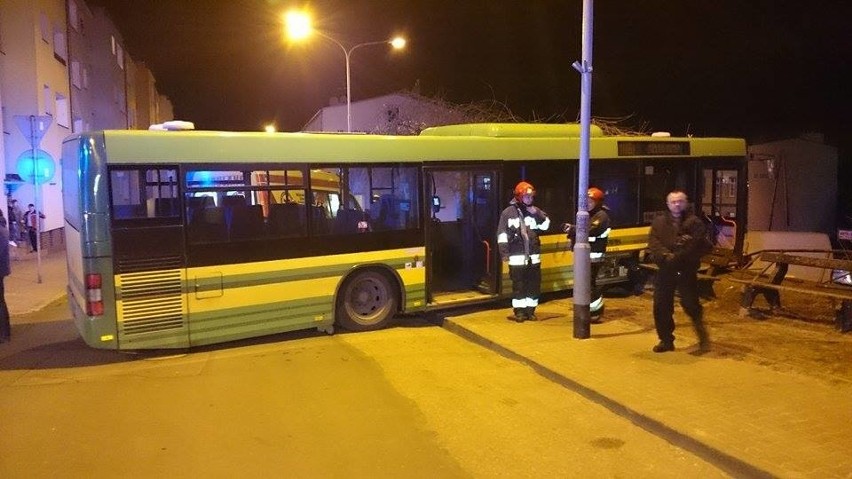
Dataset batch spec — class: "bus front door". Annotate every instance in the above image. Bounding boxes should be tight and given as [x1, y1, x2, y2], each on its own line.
[425, 168, 500, 306]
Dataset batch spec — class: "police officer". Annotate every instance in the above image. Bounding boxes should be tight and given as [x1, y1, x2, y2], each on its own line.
[564, 187, 611, 322]
[497, 181, 550, 322]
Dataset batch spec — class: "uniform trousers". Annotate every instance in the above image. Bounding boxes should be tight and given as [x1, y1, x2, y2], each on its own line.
[509, 262, 541, 315]
[653, 263, 706, 344]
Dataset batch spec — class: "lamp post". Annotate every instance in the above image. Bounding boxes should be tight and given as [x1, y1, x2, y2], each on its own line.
[285, 11, 406, 132]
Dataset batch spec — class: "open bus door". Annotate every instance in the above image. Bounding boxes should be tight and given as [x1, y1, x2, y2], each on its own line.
[700, 166, 744, 255]
[424, 168, 500, 307]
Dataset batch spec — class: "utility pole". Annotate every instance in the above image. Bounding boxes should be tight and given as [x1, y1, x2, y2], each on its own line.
[571, 0, 594, 339]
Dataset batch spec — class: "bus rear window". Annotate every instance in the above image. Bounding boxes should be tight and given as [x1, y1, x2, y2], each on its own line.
[110, 167, 179, 220]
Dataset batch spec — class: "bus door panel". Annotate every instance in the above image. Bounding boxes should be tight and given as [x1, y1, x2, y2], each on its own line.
[700, 166, 742, 252]
[424, 168, 499, 303]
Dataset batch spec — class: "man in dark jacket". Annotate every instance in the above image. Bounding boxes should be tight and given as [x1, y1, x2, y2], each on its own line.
[0, 212, 11, 342]
[497, 181, 550, 322]
[565, 187, 611, 322]
[647, 190, 710, 353]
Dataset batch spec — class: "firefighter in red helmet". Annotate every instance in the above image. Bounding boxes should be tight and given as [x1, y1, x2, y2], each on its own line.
[497, 181, 551, 322]
[564, 187, 611, 322]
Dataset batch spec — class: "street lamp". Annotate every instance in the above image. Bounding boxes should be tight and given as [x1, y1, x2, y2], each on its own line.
[285, 11, 406, 133]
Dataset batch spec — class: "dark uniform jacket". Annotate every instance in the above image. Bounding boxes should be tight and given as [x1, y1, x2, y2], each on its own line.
[567, 205, 611, 262]
[648, 210, 708, 269]
[497, 199, 550, 265]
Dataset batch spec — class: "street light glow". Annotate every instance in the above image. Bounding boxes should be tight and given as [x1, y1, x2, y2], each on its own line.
[390, 37, 406, 50]
[284, 11, 311, 41]
[283, 11, 408, 132]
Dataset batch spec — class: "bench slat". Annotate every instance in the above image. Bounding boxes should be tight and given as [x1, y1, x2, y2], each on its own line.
[758, 252, 852, 271]
[728, 276, 852, 301]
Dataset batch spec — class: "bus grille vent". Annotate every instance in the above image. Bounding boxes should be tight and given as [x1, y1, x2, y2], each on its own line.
[118, 270, 185, 335]
[116, 255, 183, 274]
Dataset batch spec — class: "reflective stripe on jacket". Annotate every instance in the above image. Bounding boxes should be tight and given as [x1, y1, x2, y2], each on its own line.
[497, 199, 549, 265]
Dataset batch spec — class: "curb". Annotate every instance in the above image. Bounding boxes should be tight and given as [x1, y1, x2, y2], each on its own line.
[441, 318, 775, 479]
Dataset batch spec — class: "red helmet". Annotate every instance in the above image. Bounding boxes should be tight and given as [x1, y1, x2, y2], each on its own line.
[587, 187, 605, 202]
[514, 181, 535, 199]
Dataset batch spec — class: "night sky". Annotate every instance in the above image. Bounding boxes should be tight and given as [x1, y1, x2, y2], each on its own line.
[88, 0, 850, 143]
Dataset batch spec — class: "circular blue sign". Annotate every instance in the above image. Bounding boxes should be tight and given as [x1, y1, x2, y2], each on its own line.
[16, 149, 56, 184]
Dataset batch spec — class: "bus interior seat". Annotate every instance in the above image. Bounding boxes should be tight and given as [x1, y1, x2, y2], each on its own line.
[222, 195, 246, 209]
[268, 203, 306, 237]
[189, 206, 227, 243]
[186, 196, 214, 221]
[113, 204, 146, 219]
[311, 205, 329, 235]
[154, 197, 179, 217]
[375, 194, 400, 230]
[334, 209, 364, 234]
[229, 204, 265, 240]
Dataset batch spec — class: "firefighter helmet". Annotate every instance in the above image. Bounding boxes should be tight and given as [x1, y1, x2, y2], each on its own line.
[514, 181, 535, 199]
[587, 187, 605, 202]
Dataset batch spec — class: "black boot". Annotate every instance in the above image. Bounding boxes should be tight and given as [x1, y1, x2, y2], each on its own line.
[512, 308, 527, 322]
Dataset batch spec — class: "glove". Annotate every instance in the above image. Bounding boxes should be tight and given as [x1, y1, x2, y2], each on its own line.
[657, 252, 675, 264]
[560, 223, 573, 233]
[674, 234, 692, 248]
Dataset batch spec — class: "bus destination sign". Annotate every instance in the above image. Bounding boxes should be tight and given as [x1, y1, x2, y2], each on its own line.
[618, 141, 690, 157]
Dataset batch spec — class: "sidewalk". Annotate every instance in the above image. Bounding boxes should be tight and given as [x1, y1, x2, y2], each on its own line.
[5, 241, 68, 317]
[443, 301, 852, 479]
[5, 243, 852, 477]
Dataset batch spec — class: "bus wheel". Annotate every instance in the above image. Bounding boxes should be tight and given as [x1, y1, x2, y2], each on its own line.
[336, 270, 398, 331]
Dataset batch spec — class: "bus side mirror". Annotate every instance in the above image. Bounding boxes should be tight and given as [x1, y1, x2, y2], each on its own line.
[431, 195, 441, 214]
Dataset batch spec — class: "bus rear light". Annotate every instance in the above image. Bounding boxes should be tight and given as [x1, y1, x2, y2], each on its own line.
[85, 273, 104, 316]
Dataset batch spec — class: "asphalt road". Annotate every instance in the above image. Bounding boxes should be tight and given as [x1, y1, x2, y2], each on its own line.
[1, 301, 727, 478]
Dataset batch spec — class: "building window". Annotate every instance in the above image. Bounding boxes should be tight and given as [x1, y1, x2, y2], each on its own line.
[118, 86, 126, 113]
[82, 65, 90, 89]
[111, 35, 116, 55]
[0, 10, 5, 53]
[53, 25, 68, 64]
[55, 93, 70, 128]
[1, 107, 9, 134]
[116, 43, 125, 69]
[43, 85, 53, 116]
[71, 61, 82, 89]
[40, 13, 50, 43]
[69, 0, 80, 32]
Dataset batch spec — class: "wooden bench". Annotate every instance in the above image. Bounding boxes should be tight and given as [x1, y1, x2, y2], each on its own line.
[638, 246, 739, 299]
[729, 250, 852, 332]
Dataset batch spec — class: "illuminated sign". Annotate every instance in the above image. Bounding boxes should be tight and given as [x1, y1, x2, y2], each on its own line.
[618, 141, 690, 157]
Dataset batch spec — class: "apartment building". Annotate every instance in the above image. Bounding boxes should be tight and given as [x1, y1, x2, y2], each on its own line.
[0, 0, 172, 239]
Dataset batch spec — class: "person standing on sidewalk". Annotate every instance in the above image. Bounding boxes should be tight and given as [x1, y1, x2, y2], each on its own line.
[0, 212, 11, 342]
[497, 181, 550, 322]
[564, 187, 611, 323]
[7, 198, 23, 243]
[25, 203, 46, 252]
[647, 190, 710, 353]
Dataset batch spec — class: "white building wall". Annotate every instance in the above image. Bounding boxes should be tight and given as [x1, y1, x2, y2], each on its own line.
[303, 93, 467, 134]
[87, 6, 128, 130]
[67, 0, 95, 133]
[0, 0, 69, 234]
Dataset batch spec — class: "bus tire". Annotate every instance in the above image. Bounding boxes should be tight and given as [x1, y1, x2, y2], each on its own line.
[336, 270, 398, 331]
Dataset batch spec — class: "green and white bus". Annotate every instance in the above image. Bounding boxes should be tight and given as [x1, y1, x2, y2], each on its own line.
[61, 123, 747, 350]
